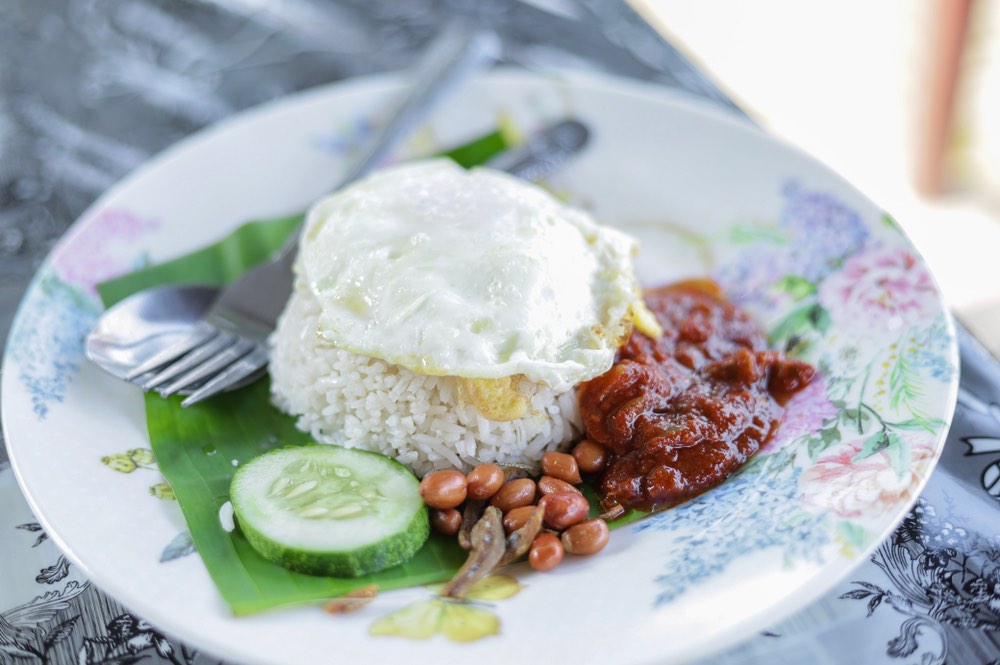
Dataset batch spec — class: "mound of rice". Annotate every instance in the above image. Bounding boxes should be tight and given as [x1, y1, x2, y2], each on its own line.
[269, 281, 583, 477]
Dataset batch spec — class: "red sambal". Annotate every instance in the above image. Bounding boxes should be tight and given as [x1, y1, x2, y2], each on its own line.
[577, 279, 815, 511]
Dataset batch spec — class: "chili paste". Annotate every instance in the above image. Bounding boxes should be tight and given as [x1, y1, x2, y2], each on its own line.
[577, 279, 815, 511]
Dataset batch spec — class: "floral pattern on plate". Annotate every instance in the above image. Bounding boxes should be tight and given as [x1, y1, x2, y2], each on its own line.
[9, 208, 157, 418]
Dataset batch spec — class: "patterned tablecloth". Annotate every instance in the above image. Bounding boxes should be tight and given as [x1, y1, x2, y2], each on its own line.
[1, 2, 998, 663]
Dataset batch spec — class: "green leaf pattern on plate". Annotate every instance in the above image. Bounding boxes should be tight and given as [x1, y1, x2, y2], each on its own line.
[370, 574, 521, 643]
[100, 448, 176, 501]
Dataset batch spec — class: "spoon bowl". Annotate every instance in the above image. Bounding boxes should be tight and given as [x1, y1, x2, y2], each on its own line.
[84, 285, 258, 394]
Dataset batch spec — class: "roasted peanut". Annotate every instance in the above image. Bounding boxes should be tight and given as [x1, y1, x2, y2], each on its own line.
[466, 462, 504, 500]
[488, 478, 536, 512]
[538, 491, 590, 530]
[541, 451, 582, 484]
[572, 439, 609, 474]
[561, 518, 609, 555]
[537, 475, 582, 496]
[430, 508, 462, 536]
[419, 470, 467, 509]
[502, 505, 539, 534]
[529, 532, 564, 572]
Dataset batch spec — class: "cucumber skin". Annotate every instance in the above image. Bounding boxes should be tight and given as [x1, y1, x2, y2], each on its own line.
[237, 501, 430, 577]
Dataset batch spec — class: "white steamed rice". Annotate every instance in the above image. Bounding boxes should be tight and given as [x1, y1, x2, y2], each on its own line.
[269, 281, 583, 477]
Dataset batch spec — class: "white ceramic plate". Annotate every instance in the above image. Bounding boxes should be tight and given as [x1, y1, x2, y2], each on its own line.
[2, 70, 959, 665]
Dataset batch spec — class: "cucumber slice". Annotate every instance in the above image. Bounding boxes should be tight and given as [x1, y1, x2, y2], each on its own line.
[230, 444, 429, 577]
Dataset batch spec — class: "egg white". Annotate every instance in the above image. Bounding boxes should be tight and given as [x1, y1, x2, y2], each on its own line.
[297, 159, 640, 392]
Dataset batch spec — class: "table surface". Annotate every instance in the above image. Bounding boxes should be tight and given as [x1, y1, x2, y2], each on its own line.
[1, 2, 998, 664]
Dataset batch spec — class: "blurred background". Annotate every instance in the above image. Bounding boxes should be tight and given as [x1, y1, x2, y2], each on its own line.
[636, 0, 1000, 353]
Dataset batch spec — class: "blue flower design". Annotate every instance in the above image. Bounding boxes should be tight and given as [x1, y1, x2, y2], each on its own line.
[8, 270, 99, 419]
[778, 181, 869, 279]
[311, 115, 375, 156]
[635, 469, 830, 606]
[904, 314, 955, 383]
[716, 181, 869, 303]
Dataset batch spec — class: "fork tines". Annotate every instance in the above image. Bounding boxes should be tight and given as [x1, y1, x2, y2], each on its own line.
[179, 346, 269, 407]
[126, 323, 268, 407]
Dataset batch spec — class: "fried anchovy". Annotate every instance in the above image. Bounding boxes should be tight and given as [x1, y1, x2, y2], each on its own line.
[599, 497, 625, 521]
[441, 506, 505, 599]
[323, 584, 379, 614]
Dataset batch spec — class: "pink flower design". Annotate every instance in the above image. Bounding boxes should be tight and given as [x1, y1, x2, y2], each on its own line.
[799, 436, 936, 519]
[818, 245, 938, 334]
[51, 208, 159, 297]
[763, 377, 837, 453]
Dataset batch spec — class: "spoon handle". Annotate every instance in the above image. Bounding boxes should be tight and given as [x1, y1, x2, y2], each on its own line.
[340, 22, 501, 186]
[271, 21, 499, 269]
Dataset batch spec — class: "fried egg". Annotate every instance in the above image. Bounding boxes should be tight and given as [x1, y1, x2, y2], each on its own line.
[297, 158, 646, 394]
